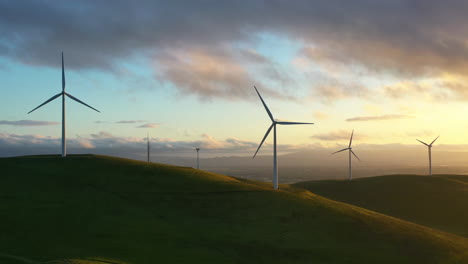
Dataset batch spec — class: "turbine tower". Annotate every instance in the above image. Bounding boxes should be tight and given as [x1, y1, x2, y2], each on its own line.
[253, 86, 313, 190]
[27, 52, 100, 157]
[196, 148, 200, 169]
[332, 130, 360, 181]
[147, 133, 151, 163]
[416, 136, 439, 176]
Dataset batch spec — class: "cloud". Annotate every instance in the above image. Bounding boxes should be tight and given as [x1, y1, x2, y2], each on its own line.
[383, 81, 429, 99]
[312, 79, 369, 102]
[0, 120, 59, 126]
[313, 111, 329, 120]
[435, 76, 468, 101]
[345, 114, 414, 122]
[0, 133, 60, 147]
[0, 132, 310, 158]
[295, 2, 468, 78]
[314, 85, 362, 101]
[2, 1, 468, 100]
[154, 49, 254, 100]
[311, 130, 369, 142]
[116, 120, 146, 124]
[96, 120, 152, 125]
[90, 131, 114, 139]
[154, 49, 293, 101]
[382, 76, 468, 102]
[0, 1, 293, 101]
[406, 130, 434, 138]
[137, 123, 159, 128]
[224, 137, 258, 149]
[238, 49, 270, 64]
[75, 137, 95, 149]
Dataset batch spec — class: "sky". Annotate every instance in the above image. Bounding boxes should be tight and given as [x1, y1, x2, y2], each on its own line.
[2, 0, 468, 161]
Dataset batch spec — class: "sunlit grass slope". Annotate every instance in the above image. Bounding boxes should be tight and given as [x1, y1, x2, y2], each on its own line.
[1, 155, 467, 264]
[294, 174, 468, 238]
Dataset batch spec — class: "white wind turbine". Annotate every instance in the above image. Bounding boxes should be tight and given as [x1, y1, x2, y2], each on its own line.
[416, 136, 439, 176]
[27, 52, 100, 157]
[253, 86, 314, 189]
[332, 130, 360, 181]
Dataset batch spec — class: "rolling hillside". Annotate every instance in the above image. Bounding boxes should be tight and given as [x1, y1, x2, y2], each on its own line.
[1, 155, 467, 264]
[294, 175, 468, 238]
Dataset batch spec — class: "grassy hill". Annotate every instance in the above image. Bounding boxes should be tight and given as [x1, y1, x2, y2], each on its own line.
[293, 174, 468, 238]
[0, 155, 467, 264]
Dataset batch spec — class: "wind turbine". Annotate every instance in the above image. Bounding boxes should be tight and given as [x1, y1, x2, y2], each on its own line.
[147, 133, 151, 163]
[195, 148, 200, 169]
[416, 136, 439, 176]
[27, 52, 100, 157]
[252, 86, 314, 190]
[332, 130, 360, 181]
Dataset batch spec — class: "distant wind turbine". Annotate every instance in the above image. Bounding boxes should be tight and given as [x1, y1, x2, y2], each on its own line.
[416, 136, 439, 176]
[147, 133, 151, 163]
[196, 148, 200, 169]
[253, 86, 314, 189]
[27, 52, 100, 157]
[332, 130, 360, 181]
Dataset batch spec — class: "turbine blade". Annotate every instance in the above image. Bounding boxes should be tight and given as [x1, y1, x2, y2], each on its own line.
[254, 86, 274, 122]
[332, 148, 349, 154]
[416, 139, 429, 146]
[253, 123, 274, 159]
[65, 93, 100, 112]
[276, 121, 314, 125]
[430, 135, 440, 146]
[27, 93, 62, 114]
[349, 129, 354, 148]
[351, 149, 361, 161]
[62, 52, 65, 91]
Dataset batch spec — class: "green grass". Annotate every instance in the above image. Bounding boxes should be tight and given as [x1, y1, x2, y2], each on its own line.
[293, 174, 468, 238]
[1, 155, 467, 264]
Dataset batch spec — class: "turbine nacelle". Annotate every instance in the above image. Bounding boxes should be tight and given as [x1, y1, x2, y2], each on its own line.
[27, 92, 100, 114]
[332, 130, 359, 158]
[416, 135, 439, 148]
[416, 135, 439, 176]
[252, 86, 314, 159]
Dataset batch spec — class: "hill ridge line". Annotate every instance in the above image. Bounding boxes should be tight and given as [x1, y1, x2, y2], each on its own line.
[433, 175, 468, 186]
[0, 252, 42, 264]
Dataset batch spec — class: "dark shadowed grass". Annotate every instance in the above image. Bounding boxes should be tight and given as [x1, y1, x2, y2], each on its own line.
[1, 155, 467, 264]
[293, 174, 468, 238]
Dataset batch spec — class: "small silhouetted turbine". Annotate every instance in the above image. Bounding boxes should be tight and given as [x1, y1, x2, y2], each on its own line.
[27, 52, 100, 157]
[416, 136, 439, 176]
[196, 148, 200, 169]
[253, 86, 314, 189]
[332, 130, 360, 181]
